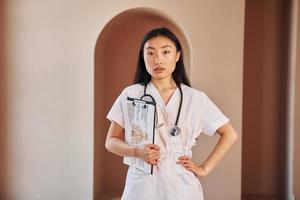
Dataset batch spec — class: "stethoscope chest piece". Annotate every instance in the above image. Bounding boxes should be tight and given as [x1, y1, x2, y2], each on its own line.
[144, 82, 183, 137]
[170, 126, 181, 136]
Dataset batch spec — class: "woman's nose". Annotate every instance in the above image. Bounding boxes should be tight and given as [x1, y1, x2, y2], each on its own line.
[155, 55, 162, 64]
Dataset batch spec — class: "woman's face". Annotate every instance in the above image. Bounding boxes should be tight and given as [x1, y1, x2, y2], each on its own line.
[143, 36, 180, 81]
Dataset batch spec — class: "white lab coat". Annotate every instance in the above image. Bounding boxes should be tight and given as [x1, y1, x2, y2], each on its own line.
[107, 82, 229, 200]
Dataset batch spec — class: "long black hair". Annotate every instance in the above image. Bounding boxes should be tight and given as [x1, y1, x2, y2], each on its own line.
[133, 27, 191, 87]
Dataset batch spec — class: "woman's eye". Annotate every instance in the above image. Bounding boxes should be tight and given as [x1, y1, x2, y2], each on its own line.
[147, 52, 154, 56]
[164, 51, 170, 54]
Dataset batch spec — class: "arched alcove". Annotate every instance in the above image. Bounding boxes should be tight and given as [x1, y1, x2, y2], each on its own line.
[94, 7, 191, 199]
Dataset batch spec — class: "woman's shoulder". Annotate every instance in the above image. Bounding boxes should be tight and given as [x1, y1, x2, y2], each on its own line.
[181, 84, 206, 98]
[120, 83, 144, 97]
[123, 83, 143, 92]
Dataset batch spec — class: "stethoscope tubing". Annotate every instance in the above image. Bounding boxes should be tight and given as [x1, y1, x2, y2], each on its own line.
[142, 82, 183, 136]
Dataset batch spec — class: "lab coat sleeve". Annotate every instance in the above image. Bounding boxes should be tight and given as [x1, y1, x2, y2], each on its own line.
[201, 93, 229, 136]
[106, 88, 128, 128]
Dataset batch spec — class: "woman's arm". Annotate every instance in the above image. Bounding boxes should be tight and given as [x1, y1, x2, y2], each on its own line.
[105, 121, 160, 165]
[200, 122, 238, 174]
[177, 122, 238, 176]
[105, 121, 136, 157]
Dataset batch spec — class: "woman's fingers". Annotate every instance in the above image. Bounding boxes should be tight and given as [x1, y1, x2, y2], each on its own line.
[148, 148, 159, 154]
[177, 155, 191, 164]
[178, 155, 190, 160]
[148, 159, 159, 165]
[148, 151, 160, 158]
[176, 156, 200, 173]
[147, 156, 160, 165]
[146, 144, 160, 150]
[145, 156, 159, 165]
[178, 160, 195, 169]
[145, 150, 160, 160]
[143, 144, 160, 165]
[176, 158, 209, 177]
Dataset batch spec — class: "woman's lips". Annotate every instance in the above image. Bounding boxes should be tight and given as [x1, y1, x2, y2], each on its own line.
[154, 67, 165, 73]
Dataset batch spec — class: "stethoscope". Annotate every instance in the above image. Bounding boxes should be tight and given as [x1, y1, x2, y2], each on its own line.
[140, 82, 183, 136]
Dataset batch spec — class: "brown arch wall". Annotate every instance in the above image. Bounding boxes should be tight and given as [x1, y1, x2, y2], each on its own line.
[94, 8, 190, 199]
[242, 0, 295, 199]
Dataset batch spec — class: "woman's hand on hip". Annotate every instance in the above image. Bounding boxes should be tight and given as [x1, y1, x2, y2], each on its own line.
[135, 144, 160, 165]
[177, 155, 209, 177]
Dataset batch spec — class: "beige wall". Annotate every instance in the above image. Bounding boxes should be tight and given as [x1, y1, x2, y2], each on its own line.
[188, 2, 244, 199]
[295, 61, 300, 196]
[0, 0, 7, 199]
[4, 0, 244, 199]
[5, 0, 95, 199]
[294, 42, 300, 198]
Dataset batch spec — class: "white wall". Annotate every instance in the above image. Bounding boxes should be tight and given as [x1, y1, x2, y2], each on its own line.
[5, 0, 245, 199]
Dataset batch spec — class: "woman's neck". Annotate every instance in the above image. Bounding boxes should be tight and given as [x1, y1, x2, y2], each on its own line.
[151, 77, 177, 91]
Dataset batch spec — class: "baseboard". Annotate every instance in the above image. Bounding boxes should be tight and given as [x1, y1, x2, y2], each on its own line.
[242, 194, 282, 200]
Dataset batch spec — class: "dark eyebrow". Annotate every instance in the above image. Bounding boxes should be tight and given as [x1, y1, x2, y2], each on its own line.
[145, 45, 172, 50]
[145, 46, 155, 50]
[161, 45, 172, 49]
